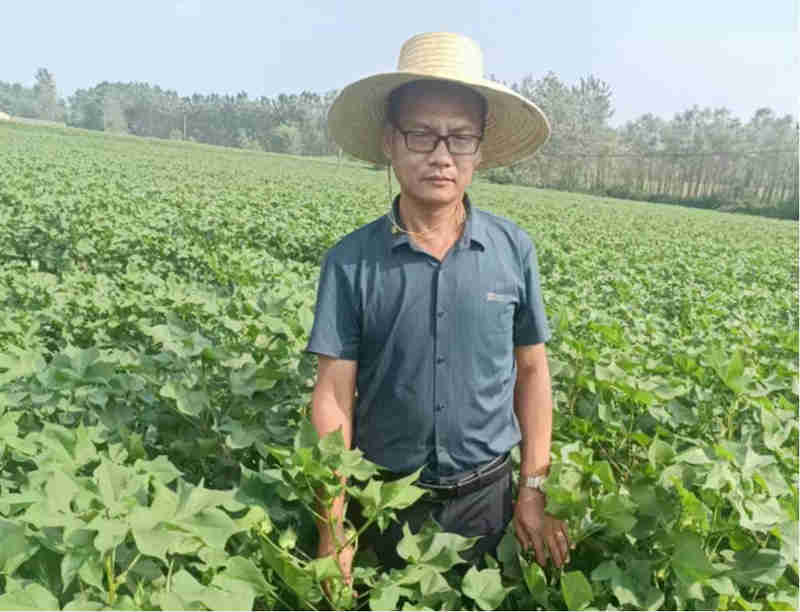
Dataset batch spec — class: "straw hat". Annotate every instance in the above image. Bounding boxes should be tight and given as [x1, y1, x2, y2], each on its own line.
[327, 32, 550, 169]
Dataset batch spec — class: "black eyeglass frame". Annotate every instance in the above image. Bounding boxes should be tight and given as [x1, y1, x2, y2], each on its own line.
[391, 123, 483, 155]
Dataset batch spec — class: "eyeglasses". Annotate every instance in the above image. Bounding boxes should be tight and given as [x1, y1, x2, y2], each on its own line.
[392, 126, 482, 155]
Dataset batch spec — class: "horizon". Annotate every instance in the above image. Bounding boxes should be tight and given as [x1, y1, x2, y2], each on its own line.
[0, 1, 797, 127]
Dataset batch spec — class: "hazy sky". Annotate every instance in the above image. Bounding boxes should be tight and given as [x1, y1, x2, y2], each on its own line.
[2, 0, 796, 126]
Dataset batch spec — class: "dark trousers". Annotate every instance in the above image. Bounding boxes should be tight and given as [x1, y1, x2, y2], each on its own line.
[347, 471, 513, 570]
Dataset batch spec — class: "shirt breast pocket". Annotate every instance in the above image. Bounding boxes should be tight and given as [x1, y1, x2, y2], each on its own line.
[484, 291, 516, 335]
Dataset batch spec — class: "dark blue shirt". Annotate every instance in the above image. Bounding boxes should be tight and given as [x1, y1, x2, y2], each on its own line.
[306, 194, 551, 479]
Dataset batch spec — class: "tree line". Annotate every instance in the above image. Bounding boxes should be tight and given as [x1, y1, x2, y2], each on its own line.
[502, 73, 797, 219]
[1, 69, 796, 218]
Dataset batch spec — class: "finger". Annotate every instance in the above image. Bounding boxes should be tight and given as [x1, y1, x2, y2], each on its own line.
[546, 533, 563, 567]
[556, 529, 570, 564]
[513, 519, 530, 551]
[531, 533, 548, 568]
[558, 521, 573, 549]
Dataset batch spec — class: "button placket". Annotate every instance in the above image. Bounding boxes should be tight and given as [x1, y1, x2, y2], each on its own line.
[433, 263, 453, 471]
[432, 266, 446, 466]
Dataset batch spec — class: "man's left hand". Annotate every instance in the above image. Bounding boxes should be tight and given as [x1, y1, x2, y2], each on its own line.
[513, 487, 571, 567]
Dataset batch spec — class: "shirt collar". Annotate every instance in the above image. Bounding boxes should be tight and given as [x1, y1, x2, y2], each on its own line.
[387, 193, 487, 252]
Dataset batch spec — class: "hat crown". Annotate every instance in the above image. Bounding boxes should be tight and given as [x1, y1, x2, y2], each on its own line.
[396, 32, 484, 82]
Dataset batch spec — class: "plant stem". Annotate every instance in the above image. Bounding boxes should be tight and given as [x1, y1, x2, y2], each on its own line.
[105, 551, 117, 606]
[166, 558, 174, 594]
[117, 552, 142, 585]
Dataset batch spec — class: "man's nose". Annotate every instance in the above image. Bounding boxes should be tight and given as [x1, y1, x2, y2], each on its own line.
[429, 138, 454, 164]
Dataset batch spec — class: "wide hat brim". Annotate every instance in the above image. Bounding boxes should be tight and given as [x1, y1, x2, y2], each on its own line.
[327, 72, 551, 170]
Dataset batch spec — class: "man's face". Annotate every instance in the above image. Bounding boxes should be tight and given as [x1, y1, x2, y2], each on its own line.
[383, 83, 483, 209]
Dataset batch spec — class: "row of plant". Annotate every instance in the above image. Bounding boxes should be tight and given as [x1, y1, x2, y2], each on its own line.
[0, 122, 797, 609]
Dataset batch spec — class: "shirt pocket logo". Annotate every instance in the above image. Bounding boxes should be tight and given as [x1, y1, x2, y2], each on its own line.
[487, 292, 515, 303]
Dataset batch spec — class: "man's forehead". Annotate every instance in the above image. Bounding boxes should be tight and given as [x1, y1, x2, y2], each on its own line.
[393, 85, 484, 125]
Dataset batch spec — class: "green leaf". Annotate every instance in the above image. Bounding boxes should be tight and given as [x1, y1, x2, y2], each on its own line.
[134, 454, 182, 484]
[217, 556, 274, 599]
[173, 507, 237, 550]
[496, 530, 521, 578]
[318, 428, 346, 455]
[168, 568, 253, 611]
[417, 565, 454, 602]
[520, 555, 549, 607]
[418, 531, 476, 570]
[561, 570, 594, 610]
[766, 589, 799, 611]
[0, 347, 46, 385]
[461, 566, 512, 611]
[777, 520, 798, 567]
[160, 381, 208, 417]
[87, 517, 128, 553]
[743, 497, 787, 531]
[0, 518, 35, 575]
[78, 557, 105, 591]
[397, 522, 422, 562]
[230, 359, 279, 397]
[0, 583, 60, 611]
[595, 493, 637, 533]
[339, 447, 379, 481]
[294, 419, 318, 450]
[675, 446, 713, 465]
[308, 555, 342, 582]
[370, 581, 404, 611]
[591, 560, 621, 581]
[707, 575, 738, 596]
[648, 437, 675, 469]
[729, 548, 786, 587]
[742, 446, 776, 478]
[131, 523, 177, 562]
[174, 478, 238, 519]
[260, 539, 317, 602]
[223, 419, 261, 450]
[397, 519, 475, 570]
[94, 457, 137, 512]
[671, 532, 716, 585]
[676, 483, 711, 533]
[381, 470, 427, 511]
[591, 460, 616, 490]
[45, 469, 81, 514]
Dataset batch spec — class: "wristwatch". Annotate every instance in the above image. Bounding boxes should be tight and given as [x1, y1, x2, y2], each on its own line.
[521, 474, 547, 492]
[521, 465, 550, 492]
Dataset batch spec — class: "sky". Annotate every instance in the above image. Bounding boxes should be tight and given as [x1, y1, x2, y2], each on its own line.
[1, 0, 797, 126]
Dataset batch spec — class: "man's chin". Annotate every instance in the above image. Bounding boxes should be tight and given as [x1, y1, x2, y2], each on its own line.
[409, 184, 462, 207]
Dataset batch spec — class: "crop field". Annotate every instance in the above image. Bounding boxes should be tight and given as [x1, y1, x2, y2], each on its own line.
[0, 121, 797, 611]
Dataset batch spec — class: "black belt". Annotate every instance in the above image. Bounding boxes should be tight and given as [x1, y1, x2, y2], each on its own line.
[384, 454, 511, 499]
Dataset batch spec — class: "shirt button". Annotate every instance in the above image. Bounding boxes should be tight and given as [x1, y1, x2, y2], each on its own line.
[437, 310, 445, 318]
[435, 403, 444, 412]
[436, 356, 445, 364]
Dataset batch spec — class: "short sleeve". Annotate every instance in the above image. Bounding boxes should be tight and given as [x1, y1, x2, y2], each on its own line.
[305, 250, 361, 360]
[513, 241, 551, 346]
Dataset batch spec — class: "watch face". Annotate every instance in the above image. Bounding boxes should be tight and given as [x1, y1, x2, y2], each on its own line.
[525, 476, 544, 489]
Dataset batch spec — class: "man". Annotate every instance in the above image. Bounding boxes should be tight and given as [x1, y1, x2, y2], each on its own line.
[306, 32, 570, 582]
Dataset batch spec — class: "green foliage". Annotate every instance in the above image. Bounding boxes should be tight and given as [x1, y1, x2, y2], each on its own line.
[0, 122, 797, 610]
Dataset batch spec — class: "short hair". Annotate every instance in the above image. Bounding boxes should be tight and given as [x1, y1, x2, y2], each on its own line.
[386, 79, 488, 134]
